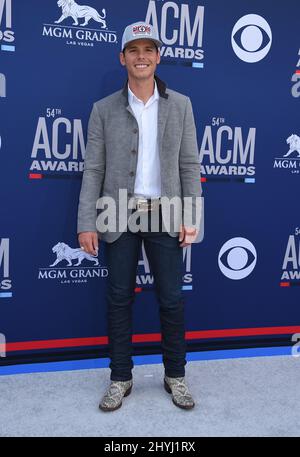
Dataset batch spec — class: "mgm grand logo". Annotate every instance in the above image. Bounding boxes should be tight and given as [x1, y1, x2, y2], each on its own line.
[38, 242, 108, 284]
[273, 134, 300, 175]
[42, 0, 117, 48]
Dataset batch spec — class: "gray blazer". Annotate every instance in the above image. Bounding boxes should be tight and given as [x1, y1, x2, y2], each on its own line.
[77, 75, 202, 243]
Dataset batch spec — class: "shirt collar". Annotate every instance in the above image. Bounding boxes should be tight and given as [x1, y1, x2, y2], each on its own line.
[128, 80, 159, 106]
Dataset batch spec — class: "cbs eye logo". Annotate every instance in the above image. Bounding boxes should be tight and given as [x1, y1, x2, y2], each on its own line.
[218, 237, 257, 280]
[231, 14, 272, 63]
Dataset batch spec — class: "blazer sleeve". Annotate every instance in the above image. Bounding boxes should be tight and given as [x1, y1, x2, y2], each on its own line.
[179, 97, 203, 228]
[77, 102, 106, 234]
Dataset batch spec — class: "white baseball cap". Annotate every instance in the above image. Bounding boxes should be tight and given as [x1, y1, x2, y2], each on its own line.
[121, 21, 162, 51]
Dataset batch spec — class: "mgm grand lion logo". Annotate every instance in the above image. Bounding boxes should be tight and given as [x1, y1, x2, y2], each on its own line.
[284, 134, 300, 158]
[55, 0, 107, 28]
[50, 242, 99, 267]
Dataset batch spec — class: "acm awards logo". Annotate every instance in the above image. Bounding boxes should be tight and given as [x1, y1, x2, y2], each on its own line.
[0, 0, 15, 52]
[29, 107, 85, 178]
[291, 48, 300, 98]
[280, 228, 300, 285]
[0, 238, 12, 298]
[145, 0, 204, 68]
[42, 0, 117, 48]
[199, 117, 256, 182]
[38, 241, 108, 284]
[273, 134, 300, 175]
[136, 244, 195, 292]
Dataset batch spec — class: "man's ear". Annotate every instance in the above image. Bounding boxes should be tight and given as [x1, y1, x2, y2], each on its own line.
[156, 48, 160, 64]
[119, 51, 126, 67]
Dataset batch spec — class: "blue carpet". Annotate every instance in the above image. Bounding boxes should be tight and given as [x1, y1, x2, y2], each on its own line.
[0, 346, 293, 376]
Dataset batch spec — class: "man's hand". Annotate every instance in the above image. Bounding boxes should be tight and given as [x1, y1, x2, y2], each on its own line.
[78, 231, 99, 256]
[179, 225, 198, 247]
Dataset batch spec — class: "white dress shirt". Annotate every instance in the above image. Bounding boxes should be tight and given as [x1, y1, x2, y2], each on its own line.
[128, 81, 161, 198]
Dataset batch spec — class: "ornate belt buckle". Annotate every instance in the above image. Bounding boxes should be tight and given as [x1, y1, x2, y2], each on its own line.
[137, 199, 151, 212]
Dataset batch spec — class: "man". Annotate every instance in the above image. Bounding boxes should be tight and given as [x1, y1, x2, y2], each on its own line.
[77, 21, 202, 412]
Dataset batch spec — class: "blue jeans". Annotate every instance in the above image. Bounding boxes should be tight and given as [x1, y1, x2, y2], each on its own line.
[104, 207, 186, 381]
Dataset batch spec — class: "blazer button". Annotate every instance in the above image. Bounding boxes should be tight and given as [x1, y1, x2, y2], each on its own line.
[133, 128, 138, 134]
[131, 149, 137, 154]
[129, 171, 135, 176]
[128, 192, 132, 197]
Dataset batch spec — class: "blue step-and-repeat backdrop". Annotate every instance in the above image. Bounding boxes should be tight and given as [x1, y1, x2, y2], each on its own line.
[1, 0, 300, 364]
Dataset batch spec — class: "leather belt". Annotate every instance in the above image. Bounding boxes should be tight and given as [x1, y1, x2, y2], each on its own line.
[133, 197, 161, 212]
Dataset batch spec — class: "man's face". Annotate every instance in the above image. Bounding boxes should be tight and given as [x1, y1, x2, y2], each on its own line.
[119, 39, 160, 81]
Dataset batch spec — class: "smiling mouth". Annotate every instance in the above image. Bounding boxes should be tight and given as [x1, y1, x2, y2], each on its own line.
[135, 64, 150, 69]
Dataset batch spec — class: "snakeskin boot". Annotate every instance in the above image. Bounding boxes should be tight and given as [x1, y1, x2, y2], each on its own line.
[164, 376, 195, 410]
[99, 380, 133, 412]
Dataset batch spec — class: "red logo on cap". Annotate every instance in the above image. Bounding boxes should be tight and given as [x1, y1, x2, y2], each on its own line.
[132, 25, 151, 36]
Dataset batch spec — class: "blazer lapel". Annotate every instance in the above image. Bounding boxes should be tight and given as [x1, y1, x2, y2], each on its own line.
[126, 103, 135, 118]
[157, 95, 169, 155]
